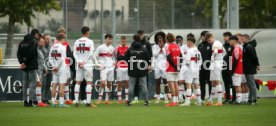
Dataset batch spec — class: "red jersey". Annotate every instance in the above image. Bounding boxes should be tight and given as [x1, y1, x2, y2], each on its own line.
[165, 43, 181, 72]
[115, 45, 128, 68]
[232, 45, 243, 75]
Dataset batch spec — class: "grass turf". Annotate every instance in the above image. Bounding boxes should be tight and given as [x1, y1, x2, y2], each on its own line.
[0, 98, 276, 126]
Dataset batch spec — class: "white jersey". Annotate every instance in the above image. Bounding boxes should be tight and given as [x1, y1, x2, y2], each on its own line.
[180, 44, 189, 70]
[152, 44, 166, 70]
[94, 44, 115, 68]
[185, 46, 202, 78]
[49, 43, 67, 73]
[73, 37, 94, 70]
[210, 40, 225, 70]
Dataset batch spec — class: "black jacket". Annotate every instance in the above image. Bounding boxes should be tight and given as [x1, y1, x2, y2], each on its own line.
[223, 42, 233, 70]
[126, 41, 150, 77]
[243, 42, 260, 74]
[17, 34, 38, 71]
[198, 41, 212, 70]
[141, 37, 153, 59]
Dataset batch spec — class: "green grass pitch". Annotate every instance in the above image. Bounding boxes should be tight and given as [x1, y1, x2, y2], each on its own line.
[1, 98, 276, 126]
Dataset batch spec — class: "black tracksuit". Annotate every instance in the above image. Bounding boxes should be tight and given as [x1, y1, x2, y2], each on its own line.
[222, 42, 235, 101]
[198, 41, 212, 100]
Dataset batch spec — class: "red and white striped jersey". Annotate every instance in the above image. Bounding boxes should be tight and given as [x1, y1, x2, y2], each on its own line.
[185, 46, 202, 77]
[232, 45, 243, 75]
[49, 43, 67, 72]
[94, 44, 115, 68]
[73, 37, 94, 69]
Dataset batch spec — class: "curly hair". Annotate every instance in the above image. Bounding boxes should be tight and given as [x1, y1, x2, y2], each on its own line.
[154, 31, 166, 44]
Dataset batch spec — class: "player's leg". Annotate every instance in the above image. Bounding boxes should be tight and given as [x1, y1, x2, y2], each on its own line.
[74, 69, 84, 106]
[178, 70, 186, 103]
[97, 69, 107, 104]
[233, 75, 242, 104]
[155, 78, 161, 103]
[194, 78, 202, 106]
[36, 74, 48, 107]
[163, 78, 169, 103]
[85, 69, 95, 107]
[124, 80, 129, 102]
[105, 68, 114, 104]
[116, 69, 123, 104]
[51, 83, 57, 107]
[214, 80, 223, 106]
[64, 69, 73, 104]
[206, 70, 216, 105]
[127, 76, 137, 106]
[139, 76, 149, 106]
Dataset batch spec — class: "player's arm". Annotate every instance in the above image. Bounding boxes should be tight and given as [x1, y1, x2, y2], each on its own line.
[231, 48, 239, 75]
[73, 42, 79, 63]
[48, 47, 57, 68]
[92, 46, 99, 65]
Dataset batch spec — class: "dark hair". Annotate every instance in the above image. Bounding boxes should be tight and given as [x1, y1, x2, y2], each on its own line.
[137, 29, 144, 35]
[223, 32, 232, 37]
[187, 37, 196, 44]
[166, 33, 175, 43]
[81, 26, 90, 34]
[187, 33, 195, 39]
[154, 32, 166, 44]
[205, 32, 213, 40]
[200, 30, 208, 37]
[229, 35, 238, 41]
[56, 33, 65, 41]
[133, 34, 140, 41]
[105, 34, 113, 39]
[243, 34, 250, 40]
[31, 29, 40, 35]
[176, 35, 183, 40]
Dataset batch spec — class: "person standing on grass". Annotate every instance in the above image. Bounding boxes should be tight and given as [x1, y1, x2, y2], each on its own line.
[125, 34, 151, 106]
[17, 29, 40, 107]
[42, 34, 52, 104]
[115, 36, 129, 104]
[164, 33, 182, 107]
[152, 31, 170, 104]
[49, 33, 68, 107]
[205, 32, 225, 106]
[242, 34, 260, 105]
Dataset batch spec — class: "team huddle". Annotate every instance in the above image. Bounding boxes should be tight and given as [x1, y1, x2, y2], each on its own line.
[17, 26, 260, 107]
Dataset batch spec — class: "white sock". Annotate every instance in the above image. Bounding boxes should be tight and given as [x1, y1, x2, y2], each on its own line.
[156, 94, 160, 101]
[51, 97, 56, 104]
[134, 97, 138, 101]
[236, 93, 242, 103]
[36, 87, 42, 103]
[208, 87, 216, 102]
[244, 92, 249, 102]
[178, 85, 184, 102]
[117, 91, 122, 101]
[105, 88, 110, 101]
[125, 89, 129, 101]
[98, 88, 104, 100]
[185, 89, 192, 103]
[59, 97, 64, 105]
[55, 86, 59, 100]
[164, 93, 168, 101]
[86, 85, 92, 103]
[172, 96, 177, 103]
[216, 84, 223, 103]
[65, 84, 70, 101]
[195, 88, 202, 103]
[74, 84, 80, 103]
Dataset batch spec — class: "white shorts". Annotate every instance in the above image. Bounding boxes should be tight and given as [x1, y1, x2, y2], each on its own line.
[76, 68, 93, 82]
[178, 69, 188, 81]
[52, 71, 67, 84]
[116, 68, 129, 81]
[154, 68, 166, 79]
[241, 75, 247, 83]
[232, 75, 242, 86]
[101, 67, 114, 81]
[210, 69, 222, 81]
[166, 72, 179, 82]
[185, 78, 200, 84]
[65, 67, 71, 80]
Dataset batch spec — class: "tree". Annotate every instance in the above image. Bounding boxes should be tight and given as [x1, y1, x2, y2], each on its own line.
[0, 0, 61, 58]
[195, 0, 276, 28]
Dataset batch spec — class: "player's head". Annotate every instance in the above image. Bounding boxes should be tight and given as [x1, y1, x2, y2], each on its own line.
[236, 33, 243, 44]
[38, 37, 45, 48]
[187, 33, 195, 39]
[43, 34, 51, 45]
[57, 28, 66, 36]
[56, 33, 66, 43]
[155, 32, 166, 45]
[200, 30, 208, 41]
[242, 34, 250, 43]
[121, 36, 127, 46]
[205, 32, 214, 44]
[187, 37, 196, 47]
[137, 29, 145, 40]
[166, 33, 175, 43]
[81, 26, 90, 37]
[229, 35, 239, 47]
[223, 32, 232, 42]
[105, 34, 113, 45]
[31, 29, 40, 39]
[176, 35, 183, 46]
[133, 34, 140, 42]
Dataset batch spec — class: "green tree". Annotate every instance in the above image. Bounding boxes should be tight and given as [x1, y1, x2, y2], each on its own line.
[195, 0, 276, 28]
[0, 0, 61, 58]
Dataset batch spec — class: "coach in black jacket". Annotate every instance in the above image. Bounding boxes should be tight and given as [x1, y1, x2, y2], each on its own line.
[243, 34, 260, 105]
[17, 29, 39, 107]
[126, 34, 151, 106]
